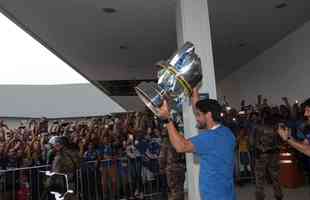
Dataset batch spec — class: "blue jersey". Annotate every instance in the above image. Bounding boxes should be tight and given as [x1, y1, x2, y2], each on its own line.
[96, 145, 105, 157]
[143, 139, 160, 173]
[148, 139, 161, 156]
[97, 144, 113, 167]
[190, 126, 236, 200]
[84, 150, 98, 162]
[135, 138, 149, 156]
[106, 145, 112, 156]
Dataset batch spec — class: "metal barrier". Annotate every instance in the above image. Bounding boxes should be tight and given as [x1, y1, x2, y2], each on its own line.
[0, 165, 50, 200]
[0, 158, 165, 200]
[235, 150, 255, 183]
[80, 158, 163, 200]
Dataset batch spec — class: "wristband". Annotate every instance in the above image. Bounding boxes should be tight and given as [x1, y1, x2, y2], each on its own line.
[162, 118, 172, 124]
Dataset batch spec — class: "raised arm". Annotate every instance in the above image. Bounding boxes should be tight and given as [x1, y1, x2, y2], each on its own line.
[282, 97, 294, 118]
[159, 100, 194, 153]
[278, 126, 310, 156]
[282, 97, 291, 109]
[191, 87, 200, 115]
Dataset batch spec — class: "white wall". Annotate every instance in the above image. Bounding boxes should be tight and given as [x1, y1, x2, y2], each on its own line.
[0, 118, 25, 129]
[0, 84, 125, 118]
[0, 117, 91, 129]
[218, 20, 310, 108]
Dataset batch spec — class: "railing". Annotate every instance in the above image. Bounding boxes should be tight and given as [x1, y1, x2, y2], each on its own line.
[0, 165, 50, 200]
[235, 150, 255, 183]
[0, 158, 165, 200]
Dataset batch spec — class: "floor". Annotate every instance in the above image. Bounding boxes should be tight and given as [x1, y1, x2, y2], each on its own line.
[236, 184, 310, 200]
[184, 184, 310, 200]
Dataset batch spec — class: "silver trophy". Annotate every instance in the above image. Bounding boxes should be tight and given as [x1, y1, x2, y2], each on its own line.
[135, 42, 202, 116]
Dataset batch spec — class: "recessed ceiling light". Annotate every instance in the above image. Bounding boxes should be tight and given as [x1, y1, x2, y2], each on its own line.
[275, 3, 288, 9]
[102, 8, 117, 13]
[239, 43, 247, 47]
[120, 45, 128, 50]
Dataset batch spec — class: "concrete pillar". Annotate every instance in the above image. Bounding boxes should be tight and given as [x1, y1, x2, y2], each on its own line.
[176, 0, 217, 199]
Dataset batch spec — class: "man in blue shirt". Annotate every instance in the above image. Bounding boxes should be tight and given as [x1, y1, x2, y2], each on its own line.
[158, 88, 236, 200]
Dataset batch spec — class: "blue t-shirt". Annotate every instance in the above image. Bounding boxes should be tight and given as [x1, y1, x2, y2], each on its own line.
[144, 139, 161, 173]
[96, 145, 105, 157]
[190, 126, 236, 200]
[148, 139, 161, 156]
[135, 138, 149, 156]
[103, 145, 112, 157]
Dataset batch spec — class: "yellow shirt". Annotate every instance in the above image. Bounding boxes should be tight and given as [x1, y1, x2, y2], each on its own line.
[238, 137, 249, 152]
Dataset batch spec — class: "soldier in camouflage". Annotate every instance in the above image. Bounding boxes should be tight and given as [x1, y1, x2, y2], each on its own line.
[255, 110, 283, 200]
[49, 136, 81, 200]
[160, 129, 186, 200]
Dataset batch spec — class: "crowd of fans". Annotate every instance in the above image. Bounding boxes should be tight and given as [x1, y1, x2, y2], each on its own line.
[0, 113, 163, 170]
[1, 95, 309, 172]
[1, 94, 310, 199]
[0, 112, 166, 199]
[221, 95, 310, 179]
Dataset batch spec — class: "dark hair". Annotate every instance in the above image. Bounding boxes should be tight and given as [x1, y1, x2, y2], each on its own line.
[302, 98, 310, 108]
[195, 99, 222, 122]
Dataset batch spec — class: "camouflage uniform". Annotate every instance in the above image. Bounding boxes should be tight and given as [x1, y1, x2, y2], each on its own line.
[160, 136, 186, 200]
[52, 147, 81, 200]
[255, 124, 283, 200]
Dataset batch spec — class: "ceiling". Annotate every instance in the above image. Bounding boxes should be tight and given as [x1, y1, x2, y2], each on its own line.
[1, 0, 310, 96]
[98, 79, 156, 96]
